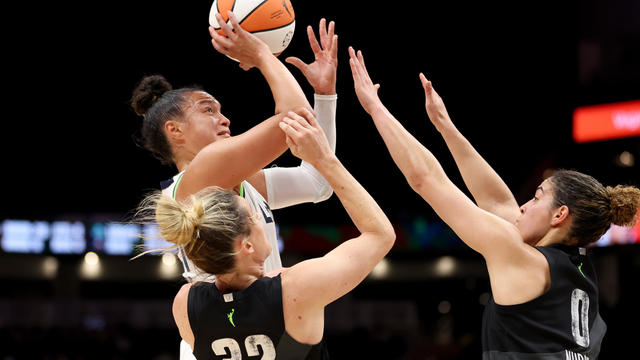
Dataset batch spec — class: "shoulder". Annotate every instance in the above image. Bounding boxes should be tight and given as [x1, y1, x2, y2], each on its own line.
[173, 283, 193, 314]
[173, 283, 195, 346]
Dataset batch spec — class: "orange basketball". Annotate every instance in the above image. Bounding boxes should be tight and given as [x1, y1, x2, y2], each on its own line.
[209, 0, 296, 57]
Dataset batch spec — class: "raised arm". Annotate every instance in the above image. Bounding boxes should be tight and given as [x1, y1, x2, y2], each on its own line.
[421, 75, 520, 224]
[247, 19, 338, 208]
[277, 109, 395, 344]
[347, 48, 542, 282]
[176, 12, 311, 200]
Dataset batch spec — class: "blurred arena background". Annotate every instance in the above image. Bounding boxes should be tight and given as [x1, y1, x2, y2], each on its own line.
[2, 0, 639, 358]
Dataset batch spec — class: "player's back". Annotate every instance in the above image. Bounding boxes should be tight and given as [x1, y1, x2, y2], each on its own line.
[188, 275, 328, 359]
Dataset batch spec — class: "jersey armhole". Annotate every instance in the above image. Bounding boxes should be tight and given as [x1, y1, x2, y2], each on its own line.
[172, 172, 186, 200]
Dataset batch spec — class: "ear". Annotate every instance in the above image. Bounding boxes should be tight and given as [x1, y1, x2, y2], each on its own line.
[239, 238, 255, 255]
[550, 205, 570, 227]
[165, 120, 184, 141]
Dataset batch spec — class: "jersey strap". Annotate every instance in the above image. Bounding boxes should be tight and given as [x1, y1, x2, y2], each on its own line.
[172, 172, 185, 200]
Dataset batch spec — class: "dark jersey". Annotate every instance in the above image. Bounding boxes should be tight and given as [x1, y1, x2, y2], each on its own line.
[482, 244, 607, 359]
[188, 275, 329, 359]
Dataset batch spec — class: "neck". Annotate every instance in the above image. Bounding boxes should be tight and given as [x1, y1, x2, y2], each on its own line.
[174, 152, 195, 172]
[535, 226, 572, 247]
[215, 272, 258, 293]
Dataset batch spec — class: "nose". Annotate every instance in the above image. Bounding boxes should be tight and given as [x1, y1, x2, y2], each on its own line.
[219, 114, 230, 127]
[519, 203, 526, 214]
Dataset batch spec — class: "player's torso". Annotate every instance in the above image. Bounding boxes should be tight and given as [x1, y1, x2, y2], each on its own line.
[482, 244, 606, 359]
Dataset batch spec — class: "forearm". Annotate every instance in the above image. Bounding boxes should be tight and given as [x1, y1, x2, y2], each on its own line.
[368, 104, 447, 191]
[314, 156, 393, 238]
[264, 94, 336, 209]
[438, 122, 519, 220]
[257, 55, 311, 114]
[313, 94, 336, 152]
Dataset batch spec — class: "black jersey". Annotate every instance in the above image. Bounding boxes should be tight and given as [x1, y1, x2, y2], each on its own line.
[482, 244, 607, 359]
[188, 275, 329, 359]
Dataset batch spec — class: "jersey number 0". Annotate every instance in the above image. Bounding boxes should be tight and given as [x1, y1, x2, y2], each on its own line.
[570, 288, 590, 347]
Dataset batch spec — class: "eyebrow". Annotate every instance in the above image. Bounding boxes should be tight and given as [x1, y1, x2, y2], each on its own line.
[196, 98, 219, 106]
[536, 186, 545, 194]
[196, 98, 220, 110]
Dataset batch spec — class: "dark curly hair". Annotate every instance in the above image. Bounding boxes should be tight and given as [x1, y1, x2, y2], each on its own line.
[548, 169, 640, 246]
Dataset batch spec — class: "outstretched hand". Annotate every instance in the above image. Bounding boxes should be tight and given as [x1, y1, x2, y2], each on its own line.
[278, 108, 334, 166]
[348, 47, 382, 115]
[209, 11, 271, 71]
[419, 73, 453, 133]
[285, 18, 338, 95]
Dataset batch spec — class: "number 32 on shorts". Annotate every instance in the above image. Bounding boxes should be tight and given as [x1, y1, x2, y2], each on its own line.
[212, 335, 276, 359]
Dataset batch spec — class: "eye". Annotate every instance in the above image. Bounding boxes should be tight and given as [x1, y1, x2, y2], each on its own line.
[204, 107, 213, 113]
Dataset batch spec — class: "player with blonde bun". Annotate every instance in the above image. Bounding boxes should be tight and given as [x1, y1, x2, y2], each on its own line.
[131, 13, 339, 359]
[137, 108, 394, 359]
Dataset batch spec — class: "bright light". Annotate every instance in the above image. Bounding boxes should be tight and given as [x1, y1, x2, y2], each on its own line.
[81, 252, 101, 279]
[42, 256, 59, 278]
[616, 151, 635, 167]
[162, 252, 177, 266]
[370, 258, 390, 279]
[159, 252, 180, 279]
[84, 251, 100, 265]
[435, 256, 456, 276]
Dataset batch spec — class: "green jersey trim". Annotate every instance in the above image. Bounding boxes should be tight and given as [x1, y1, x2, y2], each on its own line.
[172, 172, 185, 200]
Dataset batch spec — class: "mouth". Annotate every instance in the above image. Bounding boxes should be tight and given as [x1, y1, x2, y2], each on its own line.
[217, 130, 231, 137]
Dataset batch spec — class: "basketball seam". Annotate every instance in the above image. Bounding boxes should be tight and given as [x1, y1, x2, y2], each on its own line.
[213, 0, 266, 30]
[213, 1, 293, 34]
[249, 19, 295, 34]
[238, 0, 269, 25]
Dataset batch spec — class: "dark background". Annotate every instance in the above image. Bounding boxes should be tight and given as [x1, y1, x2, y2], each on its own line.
[2, 0, 639, 359]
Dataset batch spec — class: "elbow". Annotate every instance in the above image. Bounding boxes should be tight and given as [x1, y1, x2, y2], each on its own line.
[313, 184, 333, 203]
[405, 169, 431, 195]
[380, 222, 396, 252]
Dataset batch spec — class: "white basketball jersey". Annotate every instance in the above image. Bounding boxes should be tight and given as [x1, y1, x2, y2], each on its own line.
[160, 172, 281, 282]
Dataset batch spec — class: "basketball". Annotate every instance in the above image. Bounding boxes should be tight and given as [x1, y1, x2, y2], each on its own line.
[209, 0, 296, 57]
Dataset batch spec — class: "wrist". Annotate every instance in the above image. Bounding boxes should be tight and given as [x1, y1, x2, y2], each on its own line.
[314, 93, 337, 100]
[310, 153, 339, 172]
[367, 102, 387, 117]
[255, 48, 276, 69]
[314, 87, 336, 96]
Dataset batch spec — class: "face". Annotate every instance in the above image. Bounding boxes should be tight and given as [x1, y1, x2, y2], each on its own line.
[237, 197, 272, 269]
[516, 179, 556, 245]
[180, 91, 231, 154]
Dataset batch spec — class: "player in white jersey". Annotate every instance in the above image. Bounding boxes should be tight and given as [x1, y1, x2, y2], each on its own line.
[131, 14, 339, 359]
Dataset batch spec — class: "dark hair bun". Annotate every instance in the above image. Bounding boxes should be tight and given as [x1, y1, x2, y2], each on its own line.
[131, 75, 173, 116]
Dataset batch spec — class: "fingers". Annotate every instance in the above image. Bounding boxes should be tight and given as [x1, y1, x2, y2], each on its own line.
[318, 18, 328, 48]
[296, 107, 319, 128]
[306, 25, 322, 56]
[330, 34, 338, 60]
[285, 56, 308, 73]
[419, 72, 434, 96]
[348, 47, 366, 81]
[327, 20, 335, 43]
[284, 110, 313, 130]
[215, 13, 235, 38]
[211, 32, 232, 53]
[226, 11, 246, 35]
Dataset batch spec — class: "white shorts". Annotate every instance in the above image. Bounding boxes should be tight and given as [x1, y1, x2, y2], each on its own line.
[180, 339, 197, 360]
